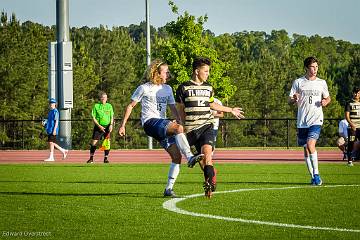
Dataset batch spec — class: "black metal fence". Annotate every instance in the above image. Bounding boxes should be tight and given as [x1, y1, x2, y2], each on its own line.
[0, 118, 340, 150]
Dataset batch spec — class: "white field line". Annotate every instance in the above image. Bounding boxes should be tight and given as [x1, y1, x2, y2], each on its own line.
[163, 185, 360, 233]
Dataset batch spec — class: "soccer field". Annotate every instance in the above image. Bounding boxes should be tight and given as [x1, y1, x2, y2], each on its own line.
[0, 163, 359, 240]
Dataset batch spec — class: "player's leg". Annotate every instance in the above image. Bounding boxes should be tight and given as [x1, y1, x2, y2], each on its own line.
[52, 141, 68, 160]
[44, 135, 56, 161]
[103, 129, 111, 163]
[163, 143, 182, 197]
[298, 128, 314, 183]
[167, 121, 203, 167]
[347, 128, 355, 166]
[87, 126, 104, 163]
[306, 125, 322, 185]
[197, 124, 216, 198]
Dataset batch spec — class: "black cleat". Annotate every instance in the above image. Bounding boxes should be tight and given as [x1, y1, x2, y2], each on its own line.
[203, 181, 213, 198]
[187, 154, 204, 168]
[163, 188, 177, 198]
[86, 159, 94, 164]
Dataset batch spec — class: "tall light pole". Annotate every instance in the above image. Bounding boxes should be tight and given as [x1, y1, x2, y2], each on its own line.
[145, 0, 153, 149]
[49, 0, 73, 149]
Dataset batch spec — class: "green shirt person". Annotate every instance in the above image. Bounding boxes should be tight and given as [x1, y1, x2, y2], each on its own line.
[87, 91, 114, 164]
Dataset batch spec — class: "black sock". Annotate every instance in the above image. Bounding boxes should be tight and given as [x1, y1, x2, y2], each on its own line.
[104, 150, 110, 159]
[90, 145, 96, 159]
[203, 165, 214, 182]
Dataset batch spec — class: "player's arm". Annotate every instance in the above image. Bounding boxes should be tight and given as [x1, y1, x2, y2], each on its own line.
[169, 104, 182, 124]
[321, 96, 331, 107]
[176, 103, 186, 124]
[119, 100, 138, 136]
[288, 93, 300, 105]
[345, 111, 356, 131]
[109, 106, 114, 133]
[53, 113, 59, 135]
[210, 102, 244, 119]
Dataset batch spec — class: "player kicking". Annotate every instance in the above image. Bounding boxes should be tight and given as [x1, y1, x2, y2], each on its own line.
[118, 59, 203, 198]
[289, 56, 331, 185]
[176, 57, 244, 198]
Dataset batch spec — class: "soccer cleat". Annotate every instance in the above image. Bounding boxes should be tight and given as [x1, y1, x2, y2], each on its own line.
[62, 150, 68, 160]
[348, 161, 353, 167]
[104, 158, 109, 163]
[310, 177, 315, 185]
[163, 188, 177, 198]
[313, 174, 322, 186]
[86, 158, 94, 164]
[187, 154, 204, 168]
[203, 181, 213, 198]
[44, 158, 54, 162]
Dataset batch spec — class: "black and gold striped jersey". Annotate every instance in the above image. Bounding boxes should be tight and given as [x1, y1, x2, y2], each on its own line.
[175, 81, 215, 132]
[346, 99, 360, 128]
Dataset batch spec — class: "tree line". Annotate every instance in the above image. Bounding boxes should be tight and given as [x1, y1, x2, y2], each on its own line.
[0, 3, 359, 149]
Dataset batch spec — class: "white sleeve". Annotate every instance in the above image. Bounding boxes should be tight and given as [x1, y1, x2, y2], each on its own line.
[166, 85, 175, 105]
[322, 81, 330, 98]
[289, 79, 298, 97]
[131, 85, 144, 102]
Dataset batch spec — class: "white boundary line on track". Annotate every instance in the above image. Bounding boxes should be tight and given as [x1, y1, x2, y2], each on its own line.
[163, 184, 360, 233]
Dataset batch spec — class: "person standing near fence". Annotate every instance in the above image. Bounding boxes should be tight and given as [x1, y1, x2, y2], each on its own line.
[289, 56, 331, 185]
[87, 91, 114, 164]
[345, 87, 360, 166]
[44, 98, 68, 162]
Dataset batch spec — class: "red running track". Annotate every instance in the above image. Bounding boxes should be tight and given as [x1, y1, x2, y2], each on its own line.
[0, 149, 347, 164]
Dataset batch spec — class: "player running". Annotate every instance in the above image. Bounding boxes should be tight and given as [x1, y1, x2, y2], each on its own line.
[118, 59, 203, 198]
[175, 57, 244, 198]
[289, 56, 331, 185]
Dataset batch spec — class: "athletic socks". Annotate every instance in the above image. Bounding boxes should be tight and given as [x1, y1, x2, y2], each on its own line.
[165, 163, 180, 190]
[304, 156, 314, 178]
[310, 151, 319, 175]
[174, 133, 193, 161]
[203, 165, 214, 183]
[89, 145, 96, 159]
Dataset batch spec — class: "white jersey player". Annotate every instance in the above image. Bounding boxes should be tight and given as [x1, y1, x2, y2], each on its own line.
[289, 56, 331, 186]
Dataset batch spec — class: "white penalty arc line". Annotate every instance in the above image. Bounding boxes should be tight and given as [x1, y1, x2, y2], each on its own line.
[163, 185, 360, 233]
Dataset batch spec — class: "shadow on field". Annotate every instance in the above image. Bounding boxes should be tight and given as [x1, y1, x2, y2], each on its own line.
[0, 191, 147, 197]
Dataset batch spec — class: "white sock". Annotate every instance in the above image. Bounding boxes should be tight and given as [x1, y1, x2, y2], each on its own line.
[49, 152, 54, 159]
[310, 151, 319, 175]
[165, 163, 180, 190]
[304, 156, 313, 178]
[175, 133, 193, 161]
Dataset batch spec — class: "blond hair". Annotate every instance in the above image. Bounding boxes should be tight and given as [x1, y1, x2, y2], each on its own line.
[142, 59, 167, 85]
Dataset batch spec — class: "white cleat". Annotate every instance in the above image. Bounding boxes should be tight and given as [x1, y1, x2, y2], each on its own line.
[44, 158, 55, 162]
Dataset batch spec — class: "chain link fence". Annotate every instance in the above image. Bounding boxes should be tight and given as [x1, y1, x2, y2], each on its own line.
[0, 118, 340, 150]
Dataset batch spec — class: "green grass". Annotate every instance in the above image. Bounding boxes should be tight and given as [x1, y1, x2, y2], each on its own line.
[0, 163, 359, 240]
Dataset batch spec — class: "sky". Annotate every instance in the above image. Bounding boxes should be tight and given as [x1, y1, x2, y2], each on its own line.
[2, 0, 360, 44]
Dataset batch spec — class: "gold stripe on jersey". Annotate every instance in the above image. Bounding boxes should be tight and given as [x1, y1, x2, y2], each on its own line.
[185, 113, 212, 121]
[183, 85, 213, 91]
[185, 96, 209, 102]
[185, 107, 211, 112]
[348, 101, 360, 128]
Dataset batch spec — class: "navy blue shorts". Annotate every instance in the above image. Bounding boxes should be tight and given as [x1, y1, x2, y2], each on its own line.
[297, 125, 322, 146]
[143, 118, 176, 149]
